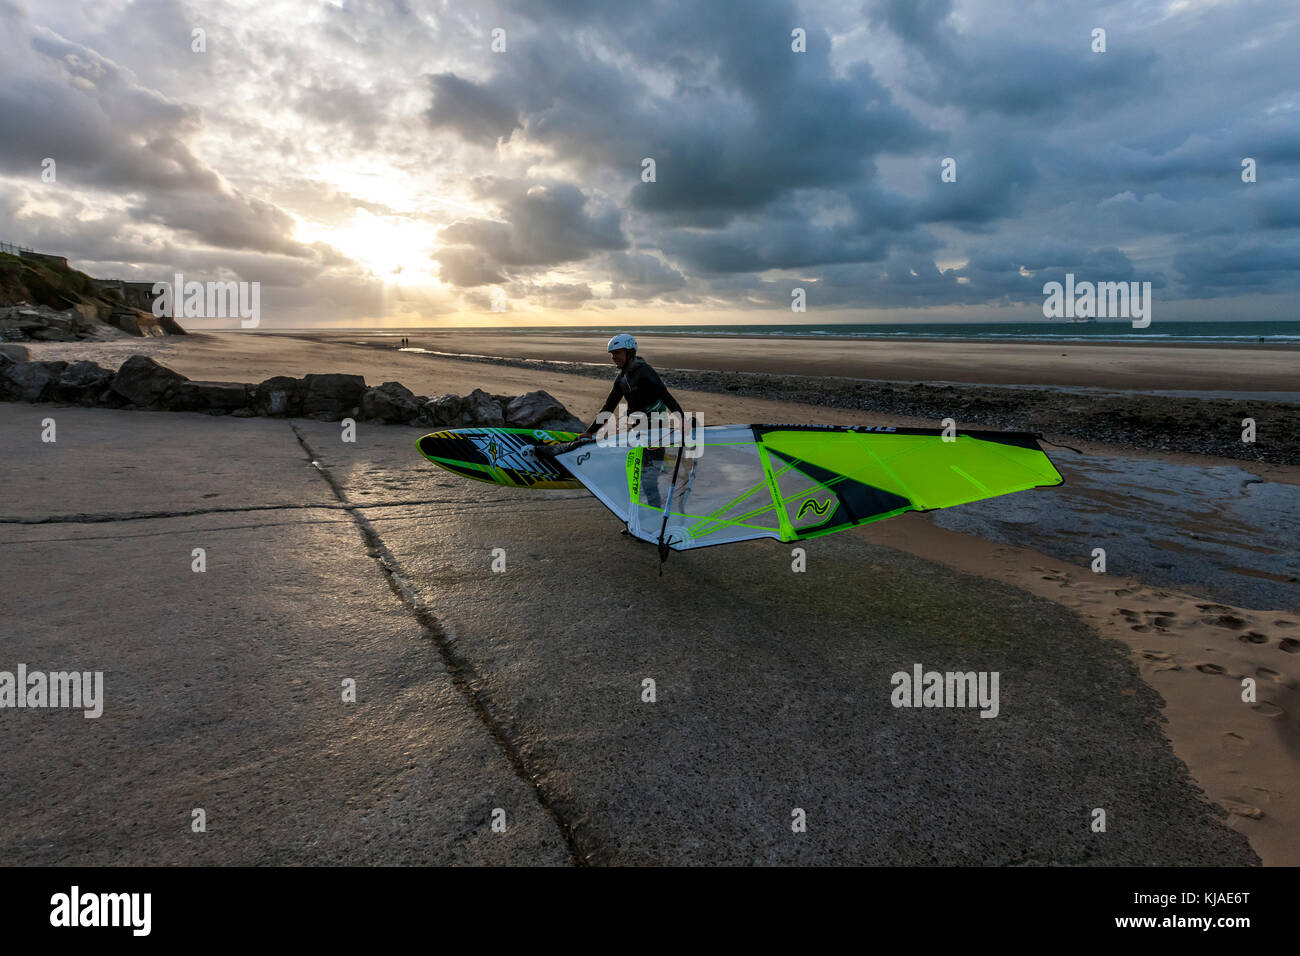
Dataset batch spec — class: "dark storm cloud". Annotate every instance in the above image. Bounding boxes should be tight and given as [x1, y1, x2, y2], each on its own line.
[660, 205, 894, 274]
[604, 251, 687, 298]
[423, 0, 1218, 301]
[1175, 238, 1300, 296]
[434, 179, 628, 285]
[0, 20, 213, 191]
[688, 237, 1165, 311]
[429, 0, 936, 228]
[0, 6, 315, 258]
[870, 0, 1158, 118]
[425, 73, 521, 146]
[8, 0, 1299, 318]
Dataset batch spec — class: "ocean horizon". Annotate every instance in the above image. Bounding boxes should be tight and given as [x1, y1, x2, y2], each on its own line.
[278, 320, 1300, 346]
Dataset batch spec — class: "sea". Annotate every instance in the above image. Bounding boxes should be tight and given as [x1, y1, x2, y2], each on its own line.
[350, 320, 1299, 346]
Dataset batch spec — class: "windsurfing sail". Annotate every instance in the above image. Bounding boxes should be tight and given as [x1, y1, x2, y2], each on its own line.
[551, 424, 1064, 554]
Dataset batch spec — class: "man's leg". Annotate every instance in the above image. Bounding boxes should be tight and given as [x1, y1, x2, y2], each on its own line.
[643, 448, 664, 508]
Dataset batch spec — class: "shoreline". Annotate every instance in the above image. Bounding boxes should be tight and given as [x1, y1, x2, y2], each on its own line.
[251, 327, 1300, 351]
[279, 329, 1300, 394]
[277, 332, 1300, 467]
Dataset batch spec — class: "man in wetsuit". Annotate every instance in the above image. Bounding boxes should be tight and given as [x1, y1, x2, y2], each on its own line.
[537, 333, 683, 510]
[577, 333, 683, 445]
[584, 333, 682, 510]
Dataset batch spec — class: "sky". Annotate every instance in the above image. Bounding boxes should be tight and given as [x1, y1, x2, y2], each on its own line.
[0, 0, 1297, 327]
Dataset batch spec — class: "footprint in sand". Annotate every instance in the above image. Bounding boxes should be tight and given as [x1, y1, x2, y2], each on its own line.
[1275, 620, 1296, 629]
[1117, 609, 1145, 631]
[1204, 614, 1248, 631]
[1222, 732, 1251, 757]
[1141, 650, 1180, 671]
[1251, 701, 1284, 718]
[1239, 632, 1269, 644]
[1280, 639, 1299, 654]
[1198, 603, 1232, 612]
[1196, 663, 1227, 675]
[1221, 798, 1264, 819]
[1120, 609, 1177, 633]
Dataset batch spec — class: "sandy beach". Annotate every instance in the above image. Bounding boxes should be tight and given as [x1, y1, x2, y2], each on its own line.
[338, 329, 1300, 394]
[8, 329, 1298, 865]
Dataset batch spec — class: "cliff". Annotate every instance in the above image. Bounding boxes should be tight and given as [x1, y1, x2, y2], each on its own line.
[0, 251, 185, 341]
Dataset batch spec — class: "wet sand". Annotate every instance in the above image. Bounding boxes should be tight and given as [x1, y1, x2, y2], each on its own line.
[311, 329, 1300, 394]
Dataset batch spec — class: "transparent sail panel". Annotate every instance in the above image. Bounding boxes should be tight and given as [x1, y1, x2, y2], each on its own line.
[659, 441, 781, 549]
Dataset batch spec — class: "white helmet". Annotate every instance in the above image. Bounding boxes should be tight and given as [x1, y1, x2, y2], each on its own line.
[607, 333, 637, 353]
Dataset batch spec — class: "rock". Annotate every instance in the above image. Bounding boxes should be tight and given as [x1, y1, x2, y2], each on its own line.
[56, 361, 114, 404]
[361, 381, 420, 423]
[0, 344, 30, 364]
[231, 407, 257, 418]
[301, 373, 366, 420]
[536, 412, 585, 433]
[1, 360, 68, 402]
[97, 387, 128, 408]
[111, 355, 188, 407]
[0, 304, 107, 342]
[462, 388, 505, 426]
[112, 310, 167, 337]
[28, 325, 77, 342]
[420, 393, 464, 426]
[254, 376, 305, 416]
[505, 390, 571, 429]
[178, 381, 252, 413]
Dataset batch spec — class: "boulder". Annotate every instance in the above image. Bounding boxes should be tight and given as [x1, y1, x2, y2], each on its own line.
[254, 376, 305, 416]
[536, 412, 586, 433]
[505, 390, 571, 429]
[0, 344, 32, 364]
[56, 361, 114, 404]
[462, 388, 505, 426]
[113, 310, 166, 337]
[361, 381, 420, 423]
[178, 381, 253, 413]
[97, 387, 129, 408]
[112, 355, 188, 407]
[1, 360, 67, 402]
[420, 393, 464, 426]
[301, 373, 366, 420]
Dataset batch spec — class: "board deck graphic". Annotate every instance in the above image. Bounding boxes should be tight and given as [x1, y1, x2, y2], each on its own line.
[417, 427, 583, 489]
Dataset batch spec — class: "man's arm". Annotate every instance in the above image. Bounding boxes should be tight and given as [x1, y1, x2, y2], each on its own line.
[641, 364, 683, 416]
[584, 381, 623, 436]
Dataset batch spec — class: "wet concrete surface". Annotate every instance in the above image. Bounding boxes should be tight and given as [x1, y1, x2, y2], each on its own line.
[0, 405, 1261, 865]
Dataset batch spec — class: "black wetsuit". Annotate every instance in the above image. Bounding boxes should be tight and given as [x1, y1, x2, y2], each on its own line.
[586, 356, 683, 433]
[588, 356, 682, 508]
